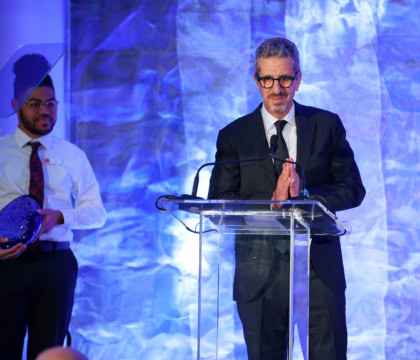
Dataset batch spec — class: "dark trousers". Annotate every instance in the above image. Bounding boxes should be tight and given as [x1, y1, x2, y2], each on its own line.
[236, 253, 347, 360]
[0, 249, 78, 360]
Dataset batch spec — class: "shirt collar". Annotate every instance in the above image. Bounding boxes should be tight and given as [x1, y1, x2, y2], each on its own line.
[261, 102, 296, 132]
[14, 127, 53, 150]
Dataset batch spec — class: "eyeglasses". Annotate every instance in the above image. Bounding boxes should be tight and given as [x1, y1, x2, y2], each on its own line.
[256, 72, 299, 89]
[23, 100, 59, 112]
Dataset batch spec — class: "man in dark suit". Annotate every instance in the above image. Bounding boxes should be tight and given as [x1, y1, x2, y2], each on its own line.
[208, 38, 365, 359]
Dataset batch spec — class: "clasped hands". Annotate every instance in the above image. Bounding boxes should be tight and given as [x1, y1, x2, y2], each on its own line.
[0, 209, 64, 260]
[271, 158, 300, 210]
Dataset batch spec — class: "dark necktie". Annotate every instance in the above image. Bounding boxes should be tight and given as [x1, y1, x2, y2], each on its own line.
[270, 120, 289, 177]
[29, 142, 44, 208]
[270, 121, 291, 254]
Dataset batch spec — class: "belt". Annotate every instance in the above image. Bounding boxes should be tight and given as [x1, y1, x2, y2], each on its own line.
[39, 241, 70, 253]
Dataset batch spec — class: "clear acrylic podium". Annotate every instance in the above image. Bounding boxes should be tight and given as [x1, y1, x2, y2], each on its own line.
[158, 199, 347, 360]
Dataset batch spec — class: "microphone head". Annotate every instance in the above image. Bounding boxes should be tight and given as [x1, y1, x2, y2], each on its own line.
[269, 135, 278, 155]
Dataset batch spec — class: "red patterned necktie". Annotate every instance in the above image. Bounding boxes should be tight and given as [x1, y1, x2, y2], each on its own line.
[29, 142, 44, 208]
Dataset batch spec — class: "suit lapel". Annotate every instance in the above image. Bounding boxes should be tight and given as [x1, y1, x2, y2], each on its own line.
[295, 102, 315, 176]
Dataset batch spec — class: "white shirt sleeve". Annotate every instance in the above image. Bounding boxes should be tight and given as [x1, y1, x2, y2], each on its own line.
[59, 150, 106, 229]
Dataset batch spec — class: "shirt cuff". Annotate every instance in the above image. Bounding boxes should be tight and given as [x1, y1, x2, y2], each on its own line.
[60, 208, 75, 227]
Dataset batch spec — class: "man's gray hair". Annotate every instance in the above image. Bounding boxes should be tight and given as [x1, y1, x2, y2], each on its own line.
[255, 38, 300, 74]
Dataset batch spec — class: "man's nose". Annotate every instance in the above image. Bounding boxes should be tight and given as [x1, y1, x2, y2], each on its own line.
[39, 103, 51, 114]
[272, 79, 283, 93]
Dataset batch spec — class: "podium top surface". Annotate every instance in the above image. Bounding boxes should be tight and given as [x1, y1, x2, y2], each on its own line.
[158, 199, 348, 236]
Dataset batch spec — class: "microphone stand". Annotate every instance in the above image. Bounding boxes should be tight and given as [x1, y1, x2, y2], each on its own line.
[156, 145, 307, 213]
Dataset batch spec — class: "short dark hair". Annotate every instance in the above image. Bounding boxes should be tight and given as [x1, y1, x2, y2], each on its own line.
[255, 38, 300, 74]
[13, 54, 54, 100]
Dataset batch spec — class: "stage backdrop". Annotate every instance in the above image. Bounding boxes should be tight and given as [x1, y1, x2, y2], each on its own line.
[68, 1, 419, 359]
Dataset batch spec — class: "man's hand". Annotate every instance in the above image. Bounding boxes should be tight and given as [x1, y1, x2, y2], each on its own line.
[37, 209, 64, 235]
[288, 159, 300, 197]
[272, 163, 292, 209]
[0, 237, 27, 260]
[271, 159, 300, 209]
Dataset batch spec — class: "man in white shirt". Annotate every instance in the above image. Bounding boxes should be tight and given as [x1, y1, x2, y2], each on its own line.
[0, 54, 106, 360]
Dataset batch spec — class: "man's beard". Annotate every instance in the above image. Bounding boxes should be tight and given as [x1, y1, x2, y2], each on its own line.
[268, 94, 288, 115]
[19, 109, 55, 136]
[268, 90, 289, 115]
[270, 102, 288, 115]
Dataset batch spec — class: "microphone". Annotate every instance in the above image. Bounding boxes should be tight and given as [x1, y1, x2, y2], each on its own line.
[270, 134, 278, 155]
[155, 142, 307, 212]
[156, 151, 278, 210]
[189, 142, 307, 199]
[190, 144, 277, 198]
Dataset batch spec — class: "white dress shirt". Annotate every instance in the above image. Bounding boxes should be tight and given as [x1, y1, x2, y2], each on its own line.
[261, 102, 297, 162]
[0, 127, 106, 242]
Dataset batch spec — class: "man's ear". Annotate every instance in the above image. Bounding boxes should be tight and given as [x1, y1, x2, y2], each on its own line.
[295, 72, 302, 92]
[254, 73, 260, 88]
[11, 98, 20, 112]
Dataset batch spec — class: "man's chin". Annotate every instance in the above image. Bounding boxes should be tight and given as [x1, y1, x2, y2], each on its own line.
[31, 126, 54, 136]
[269, 103, 288, 115]
[39, 129, 53, 136]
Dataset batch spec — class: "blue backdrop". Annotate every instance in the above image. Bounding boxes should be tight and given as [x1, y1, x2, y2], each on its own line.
[67, 1, 419, 359]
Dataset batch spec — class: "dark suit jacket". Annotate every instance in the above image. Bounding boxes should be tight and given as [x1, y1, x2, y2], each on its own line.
[208, 102, 365, 303]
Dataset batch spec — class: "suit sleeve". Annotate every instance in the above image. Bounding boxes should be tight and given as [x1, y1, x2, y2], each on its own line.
[307, 114, 365, 212]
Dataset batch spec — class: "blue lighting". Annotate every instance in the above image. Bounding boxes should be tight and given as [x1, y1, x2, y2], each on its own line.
[1, 1, 418, 359]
